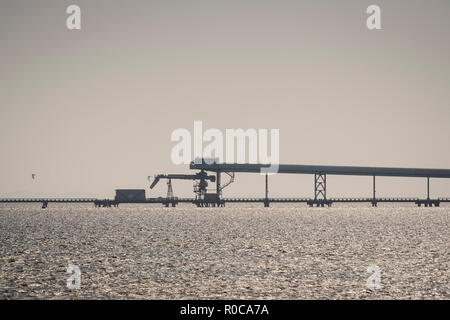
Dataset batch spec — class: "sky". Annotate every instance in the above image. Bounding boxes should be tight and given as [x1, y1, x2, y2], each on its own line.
[1, 0, 449, 199]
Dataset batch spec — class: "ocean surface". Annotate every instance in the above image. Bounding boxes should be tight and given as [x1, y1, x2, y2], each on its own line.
[0, 203, 448, 299]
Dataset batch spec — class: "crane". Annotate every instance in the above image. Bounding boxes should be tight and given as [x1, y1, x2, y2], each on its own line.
[149, 170, 216, 200]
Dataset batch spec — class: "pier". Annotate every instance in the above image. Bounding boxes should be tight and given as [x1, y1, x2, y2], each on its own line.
[1, 197, 449, 208]
[1, 162, 450, 208]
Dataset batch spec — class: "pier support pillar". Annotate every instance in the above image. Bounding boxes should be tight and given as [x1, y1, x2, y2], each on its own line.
[427, 177, 430, 200]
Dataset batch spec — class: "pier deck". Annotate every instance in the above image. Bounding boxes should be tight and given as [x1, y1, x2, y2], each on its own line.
[1, 197, 449, 208]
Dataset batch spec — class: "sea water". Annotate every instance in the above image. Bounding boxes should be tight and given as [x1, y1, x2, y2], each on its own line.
[0, 203, 448, 299]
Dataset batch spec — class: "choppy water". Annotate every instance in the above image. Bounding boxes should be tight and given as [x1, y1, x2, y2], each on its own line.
[0, 203, 448, 299]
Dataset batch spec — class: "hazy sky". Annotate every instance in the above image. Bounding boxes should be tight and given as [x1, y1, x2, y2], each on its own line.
[1, 0, 449, 198]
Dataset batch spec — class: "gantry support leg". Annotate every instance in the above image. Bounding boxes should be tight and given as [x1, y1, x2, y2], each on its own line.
[417, 177, 436, 207]
[216, 171, 221, 195]
[167, 179, 174, 199]
[314, 174, 326, 200]
[264, 174, 270, 207]
[372, 176, 377, 207]
[216, 170, 221, 207]
[314, 173, 328, 207]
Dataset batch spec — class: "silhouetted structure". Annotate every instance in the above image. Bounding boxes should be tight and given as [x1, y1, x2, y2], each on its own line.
[2, 162, 449, 208]
[190, 161, 450, 207]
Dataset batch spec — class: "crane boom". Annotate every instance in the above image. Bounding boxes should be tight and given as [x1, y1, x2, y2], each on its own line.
[149, 171, 216, 189]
